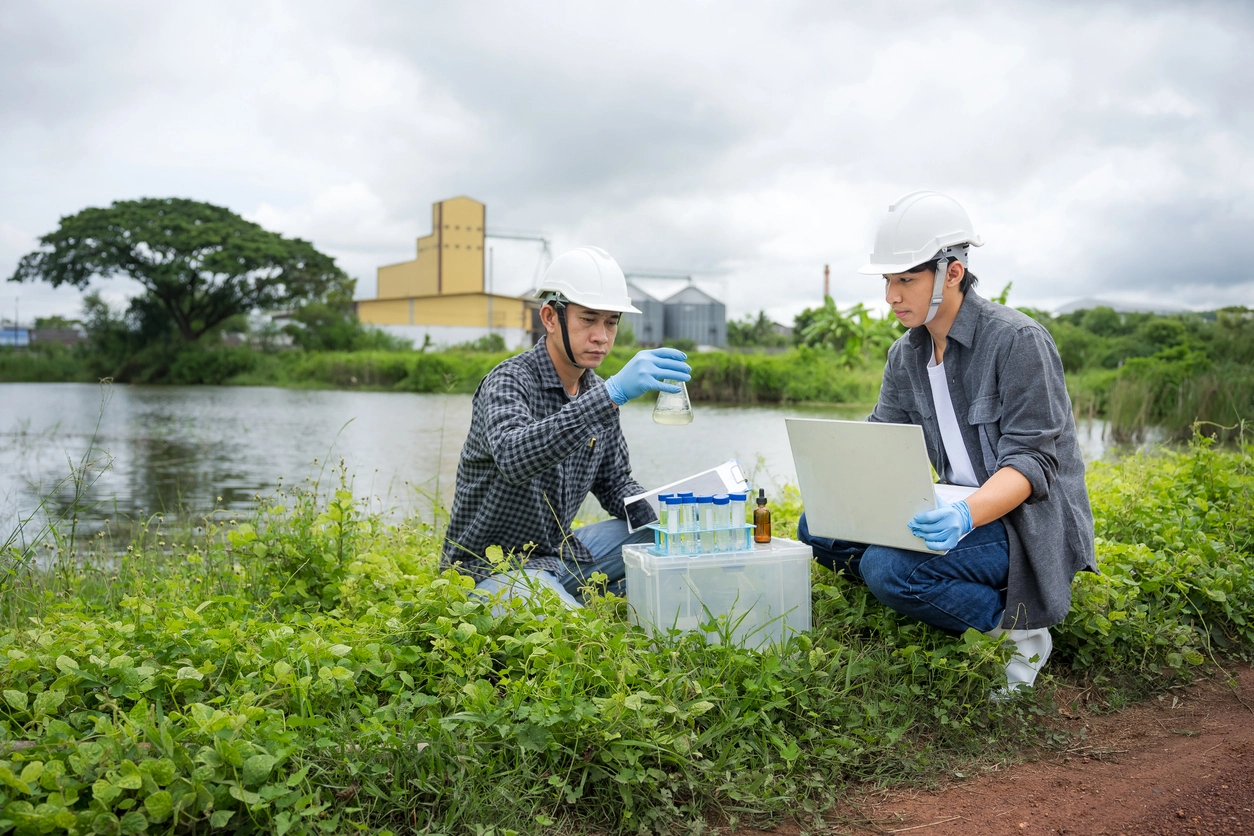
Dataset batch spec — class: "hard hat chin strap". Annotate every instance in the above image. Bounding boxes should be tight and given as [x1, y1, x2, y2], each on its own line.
[921, 245, 970, 325]
[551, 301, 584, 370]
[922, 257, 949, 325]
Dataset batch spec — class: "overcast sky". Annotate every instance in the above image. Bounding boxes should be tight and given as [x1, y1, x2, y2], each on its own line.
[3, 0, 1253, 326]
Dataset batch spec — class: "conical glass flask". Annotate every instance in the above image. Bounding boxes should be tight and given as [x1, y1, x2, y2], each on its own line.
[652, 380, 694, 425]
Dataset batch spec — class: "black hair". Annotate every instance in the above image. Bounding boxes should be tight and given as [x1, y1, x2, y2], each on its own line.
[906, 258, 979, 294]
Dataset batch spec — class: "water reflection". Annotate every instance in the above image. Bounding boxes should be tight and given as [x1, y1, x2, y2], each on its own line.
[1, 382, 1121, 538]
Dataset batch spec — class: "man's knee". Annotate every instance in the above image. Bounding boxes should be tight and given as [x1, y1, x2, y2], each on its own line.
[573, 518, 646, 558]
[797, 512, 815, 545]
[859, 548, 913, 607]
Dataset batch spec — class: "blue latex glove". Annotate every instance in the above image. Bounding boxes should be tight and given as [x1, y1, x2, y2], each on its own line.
[908, 500, 973, 551]
[604, 348, 692, 405]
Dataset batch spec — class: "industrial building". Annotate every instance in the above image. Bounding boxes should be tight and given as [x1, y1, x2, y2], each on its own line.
[621, 282, 665, 346]
[662, 284, 727, 347]
[355, 196, 539, 349]
[621, 280, 728, 348]
[355, 195, 728, 350]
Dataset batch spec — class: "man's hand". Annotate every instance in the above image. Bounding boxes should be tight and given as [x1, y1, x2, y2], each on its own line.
[604, 348, 692, 405]
[908, 500, 973, 551]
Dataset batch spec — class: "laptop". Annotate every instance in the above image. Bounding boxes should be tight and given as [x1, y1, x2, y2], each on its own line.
[784, 418, 977, 554]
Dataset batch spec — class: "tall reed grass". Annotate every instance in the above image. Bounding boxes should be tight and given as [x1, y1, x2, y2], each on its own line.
[1070, 360, 1254, 442]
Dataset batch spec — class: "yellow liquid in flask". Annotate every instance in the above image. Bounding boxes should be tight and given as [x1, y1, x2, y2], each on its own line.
[652, 381, 694, 425]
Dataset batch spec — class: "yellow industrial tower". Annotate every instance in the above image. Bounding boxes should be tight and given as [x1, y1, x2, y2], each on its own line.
[356, 196, 537, 348]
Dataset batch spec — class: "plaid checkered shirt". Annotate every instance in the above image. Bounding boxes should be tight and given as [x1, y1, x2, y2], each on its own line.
[441, 337, 655, 581]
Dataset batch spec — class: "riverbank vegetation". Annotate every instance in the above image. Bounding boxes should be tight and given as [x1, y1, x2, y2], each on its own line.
[1050, 304, 1254, 441]
[0, 341, 885, 405]
[4, 292, 1251, 440]
[0, 433, 1250, 834]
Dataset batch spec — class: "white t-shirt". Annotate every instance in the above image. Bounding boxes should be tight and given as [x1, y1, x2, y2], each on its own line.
[927, 340, 980, 488]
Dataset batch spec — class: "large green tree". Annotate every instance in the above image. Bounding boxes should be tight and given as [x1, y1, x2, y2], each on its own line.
[10, 197, 353, 342]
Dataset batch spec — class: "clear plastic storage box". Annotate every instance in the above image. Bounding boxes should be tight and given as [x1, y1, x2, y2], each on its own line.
[623, 537, 812, 649]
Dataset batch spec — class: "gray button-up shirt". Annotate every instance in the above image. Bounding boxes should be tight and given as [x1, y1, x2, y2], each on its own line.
[441, 337, 654, 582]
[871, 290, 1097, 628]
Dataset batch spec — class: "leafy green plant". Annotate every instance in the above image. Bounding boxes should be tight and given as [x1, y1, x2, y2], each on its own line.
[1055, 432, 1254, 685]
[1, 422, 1252, 833]
[796, 299, 904, 368]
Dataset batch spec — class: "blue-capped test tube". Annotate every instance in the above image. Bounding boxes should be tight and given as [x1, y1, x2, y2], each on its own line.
[657, 493, 673, 532]
[665, 494, 682, 554]
[712, 494, 730, 551]
[680, 494, 698, 554]
[697, 495, 715, 553]
[674, 492, 694, 554]
[727, 492, 748, 551]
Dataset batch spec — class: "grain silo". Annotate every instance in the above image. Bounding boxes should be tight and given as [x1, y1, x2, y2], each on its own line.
[663, 284, 727, 348]
[621, 282, 665, 346]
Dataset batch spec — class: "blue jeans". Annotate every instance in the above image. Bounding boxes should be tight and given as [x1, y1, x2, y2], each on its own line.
[473, 568, 585, 614]
[797, 512, 1009, 634]
[475, 518, 652, 610]
[554, 518, 653, 599]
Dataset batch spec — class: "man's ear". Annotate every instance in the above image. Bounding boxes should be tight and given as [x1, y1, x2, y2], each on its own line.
[539, 304, 559, 334]
[947, 261, 965, 288]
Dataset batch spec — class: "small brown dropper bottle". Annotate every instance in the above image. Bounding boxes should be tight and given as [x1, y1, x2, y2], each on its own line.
[753, 488, 771, 544]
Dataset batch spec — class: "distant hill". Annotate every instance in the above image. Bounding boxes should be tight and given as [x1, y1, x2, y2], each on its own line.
[1055, 297, 1190, 316]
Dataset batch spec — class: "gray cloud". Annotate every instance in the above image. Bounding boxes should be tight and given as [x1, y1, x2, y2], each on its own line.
[2, 0, 1252, 325]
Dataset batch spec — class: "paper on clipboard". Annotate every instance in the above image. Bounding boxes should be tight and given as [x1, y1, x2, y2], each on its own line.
[623, 459, 751, 533]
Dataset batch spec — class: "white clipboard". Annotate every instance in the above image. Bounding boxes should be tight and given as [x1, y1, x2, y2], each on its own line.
[623, 459, 751, 532]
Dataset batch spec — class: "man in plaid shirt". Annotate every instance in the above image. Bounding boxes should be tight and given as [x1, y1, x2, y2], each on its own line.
[441, 247, 691, 609]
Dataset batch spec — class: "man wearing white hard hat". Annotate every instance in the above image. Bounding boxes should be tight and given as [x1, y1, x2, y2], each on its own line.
[798, 192, 1096, 697]
[441, 246, 692, 610]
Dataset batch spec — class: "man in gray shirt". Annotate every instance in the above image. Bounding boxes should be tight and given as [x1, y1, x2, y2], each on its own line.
[442, 246, 690, 610]
[798, 192, 1096, 696]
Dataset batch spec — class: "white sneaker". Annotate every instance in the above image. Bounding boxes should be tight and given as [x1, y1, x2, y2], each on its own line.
[985, 627, 1052, 701]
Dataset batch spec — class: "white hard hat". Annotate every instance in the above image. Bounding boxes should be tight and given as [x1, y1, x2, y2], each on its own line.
[535, 247, 641, 314]
[859, 191, 984, 275]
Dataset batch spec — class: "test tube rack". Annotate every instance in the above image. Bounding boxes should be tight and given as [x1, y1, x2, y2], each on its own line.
[645, 523, 755, 556]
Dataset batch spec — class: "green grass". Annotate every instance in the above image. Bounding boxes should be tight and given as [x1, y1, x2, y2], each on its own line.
[0, 434, 1251, 834]
[0, 346, 93, 384]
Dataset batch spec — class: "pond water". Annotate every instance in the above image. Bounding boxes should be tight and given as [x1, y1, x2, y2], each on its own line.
[1, 382, 1117, 538]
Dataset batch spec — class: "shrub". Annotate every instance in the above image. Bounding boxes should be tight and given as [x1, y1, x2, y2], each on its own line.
[0, 344, 92, 383]
[599, 346, 882, 405]
[168, 347, 261, 385]
[449, 333, 506, 353]
[662, 337, 697, 352]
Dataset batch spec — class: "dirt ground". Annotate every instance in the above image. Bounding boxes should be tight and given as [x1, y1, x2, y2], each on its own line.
[745, 663, 1254, 836]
